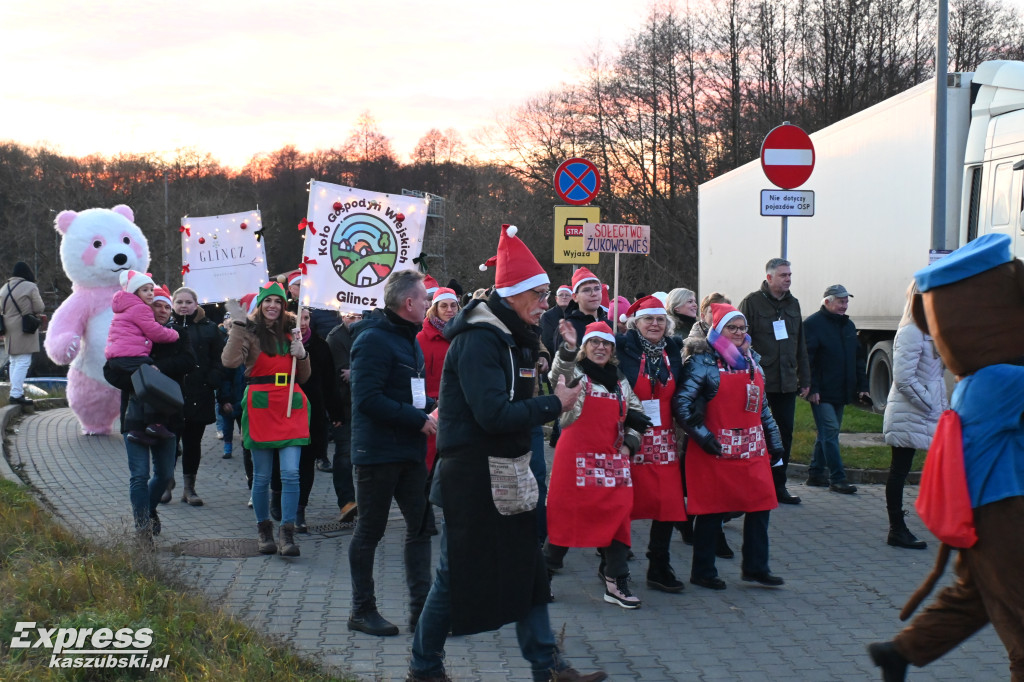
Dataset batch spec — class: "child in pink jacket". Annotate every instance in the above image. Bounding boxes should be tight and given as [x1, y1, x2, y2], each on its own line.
[104, 270, 180, 444]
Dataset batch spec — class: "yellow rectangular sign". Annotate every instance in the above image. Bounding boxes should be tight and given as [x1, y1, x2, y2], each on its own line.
[553, 205, 601, 264]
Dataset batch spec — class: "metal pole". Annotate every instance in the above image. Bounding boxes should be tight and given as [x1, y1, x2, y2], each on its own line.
[780, 216, 789, 259]
[932, 0, 949, 250]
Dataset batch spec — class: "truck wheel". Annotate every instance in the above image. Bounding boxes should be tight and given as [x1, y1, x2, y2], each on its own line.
[867, 340, 894, 411]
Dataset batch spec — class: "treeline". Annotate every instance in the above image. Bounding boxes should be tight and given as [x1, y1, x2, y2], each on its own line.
[2, 0, 1023, 307]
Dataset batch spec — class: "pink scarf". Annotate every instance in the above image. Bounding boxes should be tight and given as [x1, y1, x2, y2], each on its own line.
[708, 328, 749, 370]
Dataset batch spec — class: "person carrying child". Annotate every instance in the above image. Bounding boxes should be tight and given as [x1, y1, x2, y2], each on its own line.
[104, 270, 180, 444]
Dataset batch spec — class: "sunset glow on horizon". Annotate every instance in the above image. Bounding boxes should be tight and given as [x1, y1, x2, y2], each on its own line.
[2, 1, 655, 168]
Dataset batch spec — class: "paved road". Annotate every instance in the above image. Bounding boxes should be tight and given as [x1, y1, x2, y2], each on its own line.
[4, 407, 1010, 681]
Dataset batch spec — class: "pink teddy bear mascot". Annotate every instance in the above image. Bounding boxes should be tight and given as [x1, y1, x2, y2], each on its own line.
[44, 205, 151, 435]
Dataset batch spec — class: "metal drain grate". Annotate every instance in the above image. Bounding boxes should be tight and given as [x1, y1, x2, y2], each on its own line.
[170, 538, 264, 558]
[306, 520, 356, 535]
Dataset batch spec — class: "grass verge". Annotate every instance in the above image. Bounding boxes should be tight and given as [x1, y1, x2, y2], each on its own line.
[789, 399, 925, 471]
[0, 479, 353, 681]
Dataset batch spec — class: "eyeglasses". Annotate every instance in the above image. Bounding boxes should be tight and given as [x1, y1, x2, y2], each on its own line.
[578, 285, 602, 295]
[724, 324, 748, 333]
[588, 339, 614, 347]
[528, 289, 550, 301]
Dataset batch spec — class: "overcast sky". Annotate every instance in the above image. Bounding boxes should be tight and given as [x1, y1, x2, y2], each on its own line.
[1, 0, 656, 167]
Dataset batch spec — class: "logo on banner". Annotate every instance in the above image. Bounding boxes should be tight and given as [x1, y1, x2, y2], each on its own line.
[331, 213, 397, 287]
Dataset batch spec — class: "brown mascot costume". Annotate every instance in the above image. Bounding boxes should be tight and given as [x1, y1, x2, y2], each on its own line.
[868, 232, 1024, 681]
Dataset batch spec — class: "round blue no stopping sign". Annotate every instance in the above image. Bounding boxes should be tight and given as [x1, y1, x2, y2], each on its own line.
[554, 158, 601, 206]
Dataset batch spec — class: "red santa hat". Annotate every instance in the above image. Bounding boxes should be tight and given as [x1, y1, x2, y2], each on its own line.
[581, 321, 616, 346]
[240, 292, 258, 316]
[432, 287, 458, 304]
[478, 224, 549, 297]
[287, 271, 302, 288]
[711, 303, 746, 334]
[119, 269, 154, 295]
[556, 284, 572, 296]
[423, 275, 440, 295]
[571, 267, 600, 294]
[599, 283, 611, 311]
[626, 295, 667, 320]
[152, 285, 172, 306]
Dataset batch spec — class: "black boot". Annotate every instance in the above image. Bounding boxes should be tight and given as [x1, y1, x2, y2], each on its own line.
[646, 553, 684, 593]
[160, 477, 174, 504]
[295, 505, 308, 533]
[677, 518, 694, 545]
[270, 491, 282, 522]
[887, 509, 927, 549]
[867, 641, 909, 682]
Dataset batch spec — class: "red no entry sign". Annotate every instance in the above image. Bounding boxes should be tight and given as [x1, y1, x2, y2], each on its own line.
[761, 124, 814, 189]
[553, 158, 601, 205]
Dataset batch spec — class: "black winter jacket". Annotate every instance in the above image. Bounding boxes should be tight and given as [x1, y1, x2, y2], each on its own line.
[547, 300, 608, 359]
[325, 321, 354, 422]
[804, 306, 868, 405]
[349, 308, 435, 466]
[616, 328, 683, 390]
[301, 332, 344, 425]
[172, 308, 224, 424]
[671, 336, 784, 457]
[437, 295, 562, 459]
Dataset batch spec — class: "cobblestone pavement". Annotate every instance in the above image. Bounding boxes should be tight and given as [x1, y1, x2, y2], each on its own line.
[4, 407, 1010, 681]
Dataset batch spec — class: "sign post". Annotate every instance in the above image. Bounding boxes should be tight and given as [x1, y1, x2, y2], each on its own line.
[760, 123, 815, 258]
[582, 223, 651, 323]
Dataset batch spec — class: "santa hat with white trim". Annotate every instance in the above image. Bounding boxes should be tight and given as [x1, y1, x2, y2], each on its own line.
[432, 287, 458, 304]
[556, 284, 572, 296]
[287, 271, 302, 288]
[571, 267, 600, 294]
[626, 295, 667, 320]
[478, 224, 549, 297]
[120, 269, 154, 294]
[711, 303, 746, 334]
[423, 275, 440, 296]
[152, 285, 172, 306]
[581, 321, 616, 346]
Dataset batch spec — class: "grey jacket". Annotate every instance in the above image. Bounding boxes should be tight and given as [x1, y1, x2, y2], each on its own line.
[672, 335, 785, 457]
[883, 324, 948, 450]
[549, 343, 643, 454]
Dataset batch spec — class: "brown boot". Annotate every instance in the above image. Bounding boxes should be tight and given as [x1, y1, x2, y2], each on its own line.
[181, 475, 204, 506]
[160, 477, 174, 504]
[257, 520, 277, 554]
[279, 522, 300, 557]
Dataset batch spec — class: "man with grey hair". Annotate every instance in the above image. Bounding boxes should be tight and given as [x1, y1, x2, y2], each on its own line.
[739, 258, 810, 504]
[803, 285, 870, 494]
[347, 268, 436, 637]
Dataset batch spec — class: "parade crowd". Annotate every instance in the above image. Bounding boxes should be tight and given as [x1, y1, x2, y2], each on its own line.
[3, 219, 994, 682]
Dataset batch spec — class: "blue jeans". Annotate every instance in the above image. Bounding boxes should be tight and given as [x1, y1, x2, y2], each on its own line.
[411, 521, 568, 682]
[809, 402, 847, 484]
[125, 435, 176, 529]
[349, 461, 432, 615]
[252, 446, 300, 525]
[530, 425, 548, 543]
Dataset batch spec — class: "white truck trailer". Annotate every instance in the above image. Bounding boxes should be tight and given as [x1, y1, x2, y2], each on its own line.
[698, 60, 1024, 406]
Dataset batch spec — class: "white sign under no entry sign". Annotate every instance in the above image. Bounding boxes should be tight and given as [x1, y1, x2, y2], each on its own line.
[761, 189, 815, 217]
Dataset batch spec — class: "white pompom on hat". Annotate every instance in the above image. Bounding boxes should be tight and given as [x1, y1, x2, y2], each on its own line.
[120, 269, 154, 294]
[479, 224, 549, 297]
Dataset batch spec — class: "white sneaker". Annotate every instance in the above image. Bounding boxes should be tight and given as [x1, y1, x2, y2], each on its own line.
[215, 431, 224, 440]
[604, 574, 641, 609]
[247, 495, 253, 508]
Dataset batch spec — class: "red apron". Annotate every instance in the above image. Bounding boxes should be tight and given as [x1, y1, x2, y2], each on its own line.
[241, 349, 310, 450]
[547, 376, 633, 548]
[630, 353, 687, 521]
[685, 361, 777, 515]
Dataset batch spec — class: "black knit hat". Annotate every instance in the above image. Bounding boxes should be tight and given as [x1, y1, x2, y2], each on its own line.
[12, 261, 34, 282]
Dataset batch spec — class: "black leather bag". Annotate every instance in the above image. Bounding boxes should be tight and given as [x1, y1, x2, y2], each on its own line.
[21, 314, 40, 334]
[131, 363, 184, 413]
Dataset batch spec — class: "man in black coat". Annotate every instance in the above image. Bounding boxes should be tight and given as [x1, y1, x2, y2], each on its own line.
[804, 284, 870, 494]
[326, 312, 360, 517]
[347, 270, 436, 638]
[408, 225, 605, 682]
